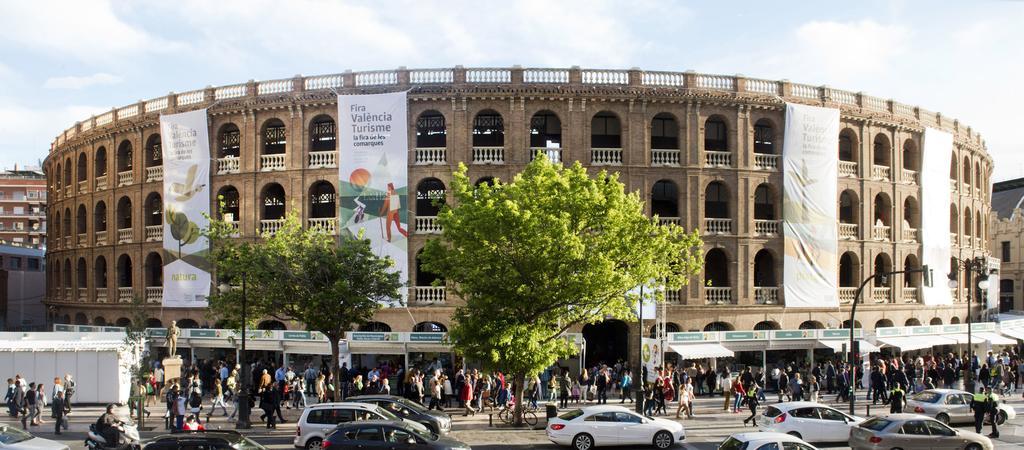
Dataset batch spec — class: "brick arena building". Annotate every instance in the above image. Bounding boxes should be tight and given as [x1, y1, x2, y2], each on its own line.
[42, 67, 992, 364]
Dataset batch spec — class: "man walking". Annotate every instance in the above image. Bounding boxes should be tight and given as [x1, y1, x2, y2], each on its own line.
[51, 391, 66, 435]
[63, 374, 75, 414]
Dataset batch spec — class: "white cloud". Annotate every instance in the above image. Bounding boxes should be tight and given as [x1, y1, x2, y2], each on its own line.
[792, 20, 910, 81]
[0, 102, 107, 167]
[43, 73, 124, 90]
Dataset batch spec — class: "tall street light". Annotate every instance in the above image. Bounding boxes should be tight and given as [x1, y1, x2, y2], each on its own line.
[948, 257, 993, 394]
[219, 279, 251, 429]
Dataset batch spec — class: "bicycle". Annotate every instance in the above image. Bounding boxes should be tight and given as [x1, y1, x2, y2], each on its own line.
[498, 401, 539, 426]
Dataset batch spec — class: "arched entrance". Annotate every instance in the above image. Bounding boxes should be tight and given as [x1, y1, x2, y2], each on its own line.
[582, 319, 629, 368]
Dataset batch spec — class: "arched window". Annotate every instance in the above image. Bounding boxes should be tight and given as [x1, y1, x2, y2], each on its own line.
[873, 193, 891, 227]
[651, 113, 679, 150]
[218, 186, 240, 222]
[416, 178, 446, 216]
[115, 318, 132, 327]
[62, 208, 71, 236]
[839, 252, 859, 287]
[651, 180, 678, 219]
[309, 115, 337, 152]
[962, 157, 972, 186]
[145, 252, 162, 289]
[416, 249, 444, 286]
[76, 204, 87, 235]
[839, 190, 858, 224]
[976, 211, 982, 241]
[591, 112, 621, 148]
[53, 211, 61, 239]
[94, 201, 107, 232]
[145, 193, 162, 227]
[873, 253, 892, 287]
[649, 323, 681, 339]
[359, 322, 391, 332]
[116, 196, 132, 230]
[77, 153, 87, 183]
[704, 181, 729, 218]
[703, 322, 734, 332]
[63, 159, 71, 187]
[55, 163, 62, 190]
[145, 318, 163, 328]
[416, 111, 446, 148]
[117, 140, 133, 172]
[94, 256, 108, 289]
[177, 319, 199, 329]
[950, 317, 961, 324]
[930, 318, 943, 326]
[904, 254, 921, 287]
[530, 110, 562, 148]
[704, 248, 729, 287]
[74, 313, 88, 325]
[875, 319, 894, 329]
[308, 181, 336, 220]
[95, 146, 107, 178]
[903, 197, 920, 235]
[704, 117, 727, 151]
[950, 156, 957, 181]
[472, 110, 504, 147]
[218, 123, 241, 158]
[475, 177, 496, 188]
[413, 322, 448, 333]
[117, 254, 132, 288]
[904, 318, 921, 327]
[902, 139, 918, 171]
[753, 119, 774, 154]
[753, 321, 780, 331]
[754, 184, 775, 220]
[975, 162, 981, 189]
[262, 119, 287, 155]
[145, 134, 162, 168]
[258, 320, 287, 331]
[92, 317, 107, 326]
[950, 205, 959, 234]
[964, 207, 973, 237]
[76, 258, 87, 290]
[261, 183, 286, 220]
[63, 259, 71, 288]
[753, 249, 775, 287]
[842, 320, 863, 329]
[799, 321, 824, 330]
[872, 134, 890, 167]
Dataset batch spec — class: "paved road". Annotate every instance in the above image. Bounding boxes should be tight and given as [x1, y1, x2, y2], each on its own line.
[5, 393, 1024, 449]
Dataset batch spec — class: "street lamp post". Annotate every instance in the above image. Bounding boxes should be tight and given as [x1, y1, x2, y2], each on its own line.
[220, 279, 251, 429]
[949, 257, 992, 394]
[636, 285, 646, 415]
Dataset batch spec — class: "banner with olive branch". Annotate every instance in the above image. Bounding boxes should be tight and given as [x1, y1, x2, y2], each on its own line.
[159, 109, 211, 308]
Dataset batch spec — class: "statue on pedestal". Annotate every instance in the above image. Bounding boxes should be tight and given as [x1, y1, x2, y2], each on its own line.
[166, 320, 181, 358]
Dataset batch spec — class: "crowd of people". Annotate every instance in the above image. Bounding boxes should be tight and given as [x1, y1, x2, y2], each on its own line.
[3, 373, 74, 434]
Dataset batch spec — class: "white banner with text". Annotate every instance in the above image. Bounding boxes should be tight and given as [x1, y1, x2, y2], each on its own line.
[921, 128, 953, 305]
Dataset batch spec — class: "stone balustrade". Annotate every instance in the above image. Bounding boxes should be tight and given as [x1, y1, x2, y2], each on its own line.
[704, 287, 733, 305]
[217, 157, 240, 174]
[308, 151, 337, 169]
[260, 154, 286, 171]
[591, 148, 622, 165]
[472, 146, 505, 164]
[704, 218, 732, 234]
[414, 147, 446, 165]
[651, 149, 680, 166]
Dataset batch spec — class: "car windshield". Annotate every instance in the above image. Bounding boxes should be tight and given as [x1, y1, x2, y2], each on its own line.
[236, 436, 265, 449]
[718, 436, 745, 450]
[0, 425, 32, 444]
[407, 425, 439, 442]
[558, 410, 585, 421]
[395, 399, 428, 413]
[911, 392, 941, 403]
[860, 417, 892, 431]
[374, 405, 401, 421]
[763, 406, 783, 418]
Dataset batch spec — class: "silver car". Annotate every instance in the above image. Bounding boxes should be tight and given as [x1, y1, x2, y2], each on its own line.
[849, 414, 992, 450]
[905, 389, 1015, 425]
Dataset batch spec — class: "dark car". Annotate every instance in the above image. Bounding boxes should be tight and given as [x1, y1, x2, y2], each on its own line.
[324, 420, 470, 450]
[143, 430, 266, 450]
[347, 395, 452, 434]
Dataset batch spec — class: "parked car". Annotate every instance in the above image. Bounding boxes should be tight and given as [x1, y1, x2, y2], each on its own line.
[849, 414, 992, 450]
[906, 389, 1016, 425]
[143, 430, 265, 450]
[758, 401, 864, 442]
[546, 405, 685, 450]
[0, 425, 69, 450]
[718, 432, 819, 450]
[347, 394, 452, 434]
[323, 420, 470, 450]
[294, 401, 429, 450]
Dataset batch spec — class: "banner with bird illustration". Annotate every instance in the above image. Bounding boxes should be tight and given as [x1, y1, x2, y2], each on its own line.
[337, 91, 408, 306]
[159, 108, 211, 308]
[782, 103, 839, 308]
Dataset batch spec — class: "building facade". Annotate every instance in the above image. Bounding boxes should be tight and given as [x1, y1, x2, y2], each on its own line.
[990, 178, 1024, 313]
[0, 168, 47, 247]
[0, 241, 46, 330]
[42, 67, 992, 353]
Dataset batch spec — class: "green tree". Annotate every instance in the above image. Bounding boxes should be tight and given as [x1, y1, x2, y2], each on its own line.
[421, 156, 702, 425]
[205, 212, 402, 399]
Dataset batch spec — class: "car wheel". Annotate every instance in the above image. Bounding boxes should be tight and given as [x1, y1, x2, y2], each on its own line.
[573, 433, 595, 450]
[305, 438, 323, 450]
[653, 430, 674, 449]
[936, 413, 950, 425]
[997, 411, 1008, 425]
[787, 431, 802, 439]
[965, 445, 982, 450]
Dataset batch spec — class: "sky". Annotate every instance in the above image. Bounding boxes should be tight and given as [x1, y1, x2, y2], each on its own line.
[1, 0, 1022, 180]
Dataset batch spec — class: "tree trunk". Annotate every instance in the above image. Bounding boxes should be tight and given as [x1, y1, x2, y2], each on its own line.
[513, 372, 526, 427]
[329, 334, 341, 402]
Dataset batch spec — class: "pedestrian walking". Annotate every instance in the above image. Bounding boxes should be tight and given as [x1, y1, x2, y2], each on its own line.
[619, 369, 632, 404]
[742, 383, 761, 426]
[51, 390, 66, 435]
[889, 384, 906, 414]
[208, 378, 228, 419]
[62, 374, 75, 413]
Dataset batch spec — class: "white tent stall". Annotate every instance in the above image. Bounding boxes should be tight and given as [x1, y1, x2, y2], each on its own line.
[0, 332, 138, 404]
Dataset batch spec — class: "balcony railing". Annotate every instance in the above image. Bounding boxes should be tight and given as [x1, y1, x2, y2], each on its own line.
[974, 237, 982, 248]
[217, 157, 240, 174]
[95, 230, 107, 245]
[657, 217, 681, 226]
[145, 287, 162, 304]
[872, 224, 891, 241]
[704, 150, 731, 168]
[871, 165, 890, 181]
[950, 179, 957, 192]
[145, 166, 163, 182]
[260, 154, 286, 171]
[872, 287, 891, 303]
[839, 161, 858, 178]
[96, 288, 107, 303]
[308, 217, 338, 234]
[62, 235, 69, 247]
[530, 148, 562, 163]
[839, 223, 858, 240]
[260, 219, 284, 235]
[651, 149, 680, 166]
[901, 287, 918, 303]
[77, 180, 88, 194]
[412, 286, 446, 305]
[591, 148, 622, 165]
[77, 233, 86, 246]
[961, 183, 970, 194]
[117, 227, 133, 243]
[839, 287, 857, 304]
[950, 232, 959, 246]
[754, 154, 779, 170]
[64, 287, 72, 301]
[704, 218, 732, 235]
[665, 289, 682, 304]
[901, 227, 918, 243]
[308, 151, 337, 169]
[471, 146, 504, 164]
[414, 147, 446, 165]
[951, 288, 960, 303]
[64, 186, 70, 197]
[227, 221, 240, 237]
[415, 216, 441, 234]
[901, 169, 918, 185]
[754, 219, 779, 236]
[117, 287, 134, 303]
[145, 225, 162, 242]
[95, 175, 108, 191]
[754, 287, 779, 305]
[704, 287, 733, 305]
[117, 170, 133, 186]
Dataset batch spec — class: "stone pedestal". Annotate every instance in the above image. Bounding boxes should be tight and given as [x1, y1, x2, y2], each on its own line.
[162, 356, 183, 385]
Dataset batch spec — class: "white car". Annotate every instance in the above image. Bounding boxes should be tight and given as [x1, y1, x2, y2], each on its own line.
[758, 402, 864, 443]
[0, 425, 69, 450]
[719, 432, 819, 450]
[546, 405, 685, 450]
[906, 388, 1017, 425]
[293, 401, 428, 450]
